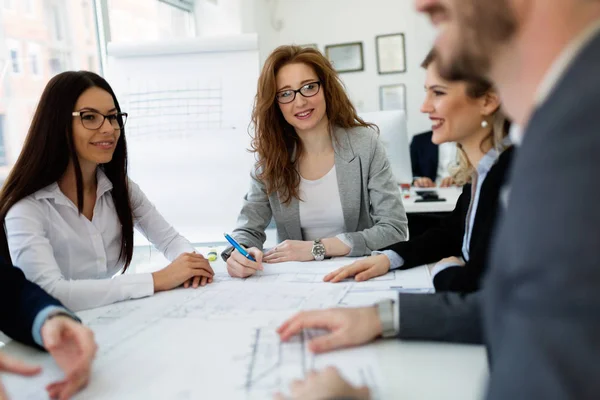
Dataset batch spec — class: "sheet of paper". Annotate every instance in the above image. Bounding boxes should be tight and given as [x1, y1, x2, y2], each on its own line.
[244, 326, 384, 400]
[256, 257, 365, 275]
[350, 265, 434, 291]
[338, 290, 400, 307]
[245, 263, 433, 291]
[8, 259, 437, 399]
[4, 281, 357, 399]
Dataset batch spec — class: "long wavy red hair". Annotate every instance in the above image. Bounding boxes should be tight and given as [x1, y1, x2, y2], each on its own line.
[250, 45, 374, 204]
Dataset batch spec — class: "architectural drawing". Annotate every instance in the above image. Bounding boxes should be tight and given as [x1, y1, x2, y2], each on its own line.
[243, 327, 382, 400]
[120, 79, 224, 138]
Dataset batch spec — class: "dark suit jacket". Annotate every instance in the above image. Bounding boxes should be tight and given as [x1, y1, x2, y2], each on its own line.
[0, 264, 65, 348]
[410, 131, 438, 181]
[382, 146, 514, 293]
[482, 29, 600, 399]
[398, 291, 483, 344]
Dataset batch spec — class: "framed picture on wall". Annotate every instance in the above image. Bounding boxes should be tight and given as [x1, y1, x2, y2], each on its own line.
[379, 84, 406, 111]
[324, 42, 364, 73]
[376, 33, 407, 74]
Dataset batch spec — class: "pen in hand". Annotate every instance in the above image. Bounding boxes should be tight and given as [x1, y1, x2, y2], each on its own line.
[224, 233, 257, 262]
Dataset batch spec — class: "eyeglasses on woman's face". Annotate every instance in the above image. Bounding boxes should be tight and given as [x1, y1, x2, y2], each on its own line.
[275, 81, 321, 104]
[72, 110, 128, 130]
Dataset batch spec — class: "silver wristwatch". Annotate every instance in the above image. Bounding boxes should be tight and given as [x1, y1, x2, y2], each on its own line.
[311, 239, 326, 261]
[376, 299, 397, 338]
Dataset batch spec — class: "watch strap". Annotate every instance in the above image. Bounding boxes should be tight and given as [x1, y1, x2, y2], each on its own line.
[376, 299, 397, 338]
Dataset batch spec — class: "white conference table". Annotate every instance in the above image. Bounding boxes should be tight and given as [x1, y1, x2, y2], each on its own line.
[402, 187, 462, 214]
[2, 251, 488, 400]
[2, 328, 488, 400]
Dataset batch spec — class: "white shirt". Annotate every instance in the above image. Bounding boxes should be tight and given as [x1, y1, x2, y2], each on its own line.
[6, 169, 195, 311]
[436, 142, 457, 182]
[460, 136, 512, 263]
[298, 165, 346, 241]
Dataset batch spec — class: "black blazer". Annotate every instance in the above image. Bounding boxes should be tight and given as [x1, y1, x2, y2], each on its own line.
[410, 131, 438, 181]
[0, 264, 65, 348]
[382, 146, 515, 293]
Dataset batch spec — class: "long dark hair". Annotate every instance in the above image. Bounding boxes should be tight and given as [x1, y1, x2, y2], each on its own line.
[0, 71, 134, 270]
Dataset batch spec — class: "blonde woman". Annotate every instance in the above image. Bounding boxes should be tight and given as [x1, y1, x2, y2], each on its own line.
[325, 49, 513, 293]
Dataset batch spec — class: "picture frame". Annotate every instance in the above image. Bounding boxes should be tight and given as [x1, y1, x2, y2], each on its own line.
[324, 42, 364, 73]
[376, 33, 407, 74]
[379, 84, 406, 111]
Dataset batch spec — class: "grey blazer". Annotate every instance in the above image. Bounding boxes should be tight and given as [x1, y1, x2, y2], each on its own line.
[225, 125, 408, 257]
[396, 28, 600, 400]
[482, 30, 600, 400]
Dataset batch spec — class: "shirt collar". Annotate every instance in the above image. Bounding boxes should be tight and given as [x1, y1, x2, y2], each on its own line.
[34, 168, 114, 203]
[509, 123, 523, 147]
[475, 135, 512, 176]
[535, 19, 600, 107]
[96, 168, 114, 197]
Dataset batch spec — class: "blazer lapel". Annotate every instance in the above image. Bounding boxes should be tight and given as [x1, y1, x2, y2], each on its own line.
[333, 126, 362, 233]
[280, 193, 302, 240]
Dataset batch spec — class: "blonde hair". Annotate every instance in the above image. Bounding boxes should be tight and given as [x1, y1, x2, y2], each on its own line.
[450, 114, 509, 186]
[422, 48, 510, 186]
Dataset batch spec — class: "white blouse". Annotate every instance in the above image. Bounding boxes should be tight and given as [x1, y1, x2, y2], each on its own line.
[299, 165, 346, 241]
[5, 169, 195, 311]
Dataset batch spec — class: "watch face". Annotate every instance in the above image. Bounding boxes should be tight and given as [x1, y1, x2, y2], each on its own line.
[312, 242, 326, 260]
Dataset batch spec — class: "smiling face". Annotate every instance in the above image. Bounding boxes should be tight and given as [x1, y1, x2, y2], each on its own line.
[71, 87, 121, 168]
[275, 62, 328, 134]
[415, 0, 518, 80]
[421, 61, 486, 145]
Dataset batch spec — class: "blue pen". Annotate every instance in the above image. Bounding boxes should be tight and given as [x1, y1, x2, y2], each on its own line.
[224, 233, 256, 262]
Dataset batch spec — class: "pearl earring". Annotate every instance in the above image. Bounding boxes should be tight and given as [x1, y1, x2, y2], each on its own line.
[481, 120, 489, 128]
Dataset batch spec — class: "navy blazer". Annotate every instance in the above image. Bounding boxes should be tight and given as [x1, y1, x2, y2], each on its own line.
[0, 264, 64, 348]
[410, 131, 438, 181]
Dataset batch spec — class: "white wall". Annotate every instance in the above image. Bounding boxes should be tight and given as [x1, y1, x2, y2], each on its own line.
[194, 0, 436, 136]
[252, 0, 435, 136]
[194, 0, 245, 37]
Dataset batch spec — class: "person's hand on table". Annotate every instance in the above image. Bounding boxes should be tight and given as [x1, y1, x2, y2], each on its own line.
[428, 256, 465, 274]
[264, 240, 314, 263]
[0, 352, 41, 399]
[226, 247, 264, 278]
[413, 177, 436, 187]
[153, 252, 214, 292]
[277, 307, 382, 354]
[439, 176, 456, 187]
[273, 366, 370, 400]
[323, 254, 391, 283]
[42, 316, 98, 400]
[183, 252, 214, 288]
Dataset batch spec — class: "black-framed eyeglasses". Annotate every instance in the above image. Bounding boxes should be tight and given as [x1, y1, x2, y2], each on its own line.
[72, 110, 128, 130]
[275, 81, 321, 104]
